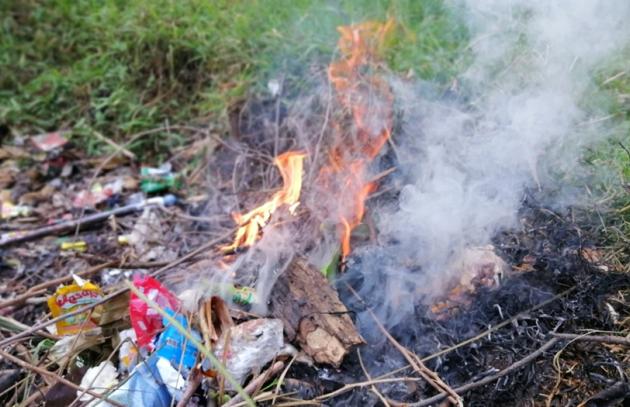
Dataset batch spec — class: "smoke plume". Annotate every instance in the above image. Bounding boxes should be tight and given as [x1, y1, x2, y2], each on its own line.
[347, 0, 630, 326]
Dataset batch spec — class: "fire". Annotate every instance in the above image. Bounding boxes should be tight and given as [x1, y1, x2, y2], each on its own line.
[324, 19, 395, 258]
[222, 20, 394, 260]
[223, 151, 306, 252]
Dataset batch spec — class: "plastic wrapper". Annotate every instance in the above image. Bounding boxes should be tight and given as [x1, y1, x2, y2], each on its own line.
[73, 179, 123, 208]
[129, 275, 179, 349]
[156, 357, 186, 400]
[108, 355, 172, 407]
[49, 328, 105, 365]
[30, 131, 68, 152]
[118, 328, 139, 373]
[47, 277, 103, 335]
[211, 318, 286, 388]
[155, 308, 200, 371]
[140, 163, 180, 193]
[78, 360, 118, 406]
[0, 202, 31, 219]
[128, 209, 177, 262]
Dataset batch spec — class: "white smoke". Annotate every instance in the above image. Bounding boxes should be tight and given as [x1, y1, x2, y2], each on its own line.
[350, 0, 630, 325]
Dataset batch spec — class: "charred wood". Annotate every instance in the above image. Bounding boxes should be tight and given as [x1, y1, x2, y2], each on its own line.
[269, 257, 364, 366]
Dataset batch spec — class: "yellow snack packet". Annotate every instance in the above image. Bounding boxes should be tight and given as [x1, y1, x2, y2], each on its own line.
[47, 277, 103, 335]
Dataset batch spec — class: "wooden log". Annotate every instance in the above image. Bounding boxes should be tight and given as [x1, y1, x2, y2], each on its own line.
[269, 257, 364, 367]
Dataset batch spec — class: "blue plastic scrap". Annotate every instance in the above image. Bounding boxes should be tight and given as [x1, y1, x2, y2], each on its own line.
[107, 355, 172, 407]
[154, 308, 201, 371]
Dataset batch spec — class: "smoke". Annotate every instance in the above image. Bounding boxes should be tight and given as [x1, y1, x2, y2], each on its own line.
[186, 1, 629, 326]
[346, 0, 630, 326]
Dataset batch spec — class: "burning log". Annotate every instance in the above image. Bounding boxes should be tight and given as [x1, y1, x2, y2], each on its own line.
[269, 257, 364, 366]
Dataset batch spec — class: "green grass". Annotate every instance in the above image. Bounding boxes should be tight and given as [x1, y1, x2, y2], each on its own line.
[583, 58, 630, 268]
[1, 0, 629, 255]
[0, 0, 466, 160]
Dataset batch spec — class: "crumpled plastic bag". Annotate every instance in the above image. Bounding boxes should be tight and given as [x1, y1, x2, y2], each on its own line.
[155, 357, 186, 400]
[49, 328, 105, 365]
[129, 275, 179, 349]
[78, 360, 118, 407]
[118, 328, 139, 373]
[128, 208, 177, 262]
[211, 318, 286, 388]
[108, 355, 172, 407]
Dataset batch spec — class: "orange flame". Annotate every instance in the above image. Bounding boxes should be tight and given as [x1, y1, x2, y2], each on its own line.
[223, 151, 306, 252]
[325, 19, 395, 258]
[222, 20, 394, 260]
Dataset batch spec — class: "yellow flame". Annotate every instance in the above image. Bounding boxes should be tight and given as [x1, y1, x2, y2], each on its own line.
[223, 151, 306, 252]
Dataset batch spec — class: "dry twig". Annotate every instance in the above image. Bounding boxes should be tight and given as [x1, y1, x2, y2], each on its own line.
[0, 230, 233, 348]
[224, 361, 286, 407]
[358, 348, 391, 407]
[407, 338, 560, 407]
[550, 332, 630, 346]
[345, 283, 462, 406]
[176, 369, 203, 407]
[0, 349, 124, 407]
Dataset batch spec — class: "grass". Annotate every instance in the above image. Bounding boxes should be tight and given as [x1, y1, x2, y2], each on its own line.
[0, 0, 466, 161]
[0, 0, 628, 249]
[584, 59, 630, 268]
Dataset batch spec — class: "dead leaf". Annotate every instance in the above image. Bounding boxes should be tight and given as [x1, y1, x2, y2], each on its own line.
[18, 184, 56, 205]
[581, 247, 603, 263]
[0, 146, 29, 160]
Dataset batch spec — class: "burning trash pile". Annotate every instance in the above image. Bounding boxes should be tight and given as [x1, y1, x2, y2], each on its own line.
[1, 5, 630, 407]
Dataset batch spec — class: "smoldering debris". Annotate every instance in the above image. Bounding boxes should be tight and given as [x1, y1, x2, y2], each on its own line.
[1, 1, 630, 406]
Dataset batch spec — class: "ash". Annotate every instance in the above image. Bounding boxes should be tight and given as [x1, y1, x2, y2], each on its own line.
[286, 197, 630, 406]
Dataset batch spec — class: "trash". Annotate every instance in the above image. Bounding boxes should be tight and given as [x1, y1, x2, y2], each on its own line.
[49, 328, 106, 365]
[117, 328, 139, 373]
[180, 284, 256, 309]
[100, 268, 133, 286]
[126, 192, 146, 205]
[117, 235, 130, 245]
[0, 194, 177, 248]
[60, 241, 88, 252]
[129, 275, 179, 349]
[73, 179, 123, 208]
[128, 208, 177, 262]
[96, 291, 130, 326]
[210, 318, 287, 387]
[268, 78, 282, 97]
[154, 308, 200, 371]
[0, 201, 32, 219]
[156, 357, 186, 400]
[108, 355, 173, 407]
[140, 163, 180, 193]
[78, 360, 118, 406]
[30, 131, 68, 152]
[47, 276, 103, 335]
[231, 286, 256, 306]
